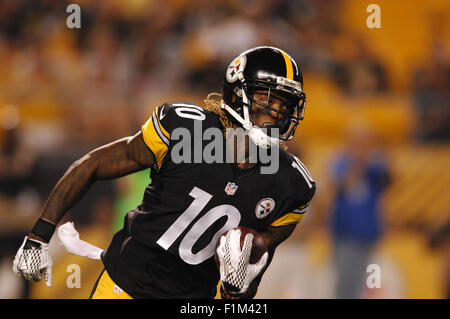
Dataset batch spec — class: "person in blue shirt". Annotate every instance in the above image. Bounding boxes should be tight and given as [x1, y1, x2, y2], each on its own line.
[329, 125, 391, 298]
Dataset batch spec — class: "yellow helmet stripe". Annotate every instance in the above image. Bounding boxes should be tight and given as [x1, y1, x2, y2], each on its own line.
[280, 50, 294, 80]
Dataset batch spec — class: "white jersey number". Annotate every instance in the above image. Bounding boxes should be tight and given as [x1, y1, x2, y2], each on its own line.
[173, 103, 206, 121]
[291, 156, 314, 189]
[156, 186, 241, 265]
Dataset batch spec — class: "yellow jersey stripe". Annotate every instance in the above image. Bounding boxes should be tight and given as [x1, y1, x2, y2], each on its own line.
[142, 113, 170, 169]
[270, 212, 305, 227]
[155, 106, 170, 140]
[280, 50, 293, 80]
[298, 202, 310, 210]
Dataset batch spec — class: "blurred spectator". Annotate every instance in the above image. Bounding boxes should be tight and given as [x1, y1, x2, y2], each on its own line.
[328, 124, 391, 299]
[0, 105, 36, 196]
[413, 40, 450, 142]
[332, 36, 389, 96]
[181, 0, 268, 92]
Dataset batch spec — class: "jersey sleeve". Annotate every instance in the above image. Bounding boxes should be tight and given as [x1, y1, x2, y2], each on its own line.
[141, 104, 173, 169]
[141, 102, 208, 169]
[269, 155, 316, 228]
[270, 199, 313, 227]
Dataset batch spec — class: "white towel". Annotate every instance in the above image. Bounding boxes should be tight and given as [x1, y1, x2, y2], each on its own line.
[57, 222, 104, 260]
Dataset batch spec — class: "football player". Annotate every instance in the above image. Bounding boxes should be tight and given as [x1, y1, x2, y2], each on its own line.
[13, 46, 315, 299]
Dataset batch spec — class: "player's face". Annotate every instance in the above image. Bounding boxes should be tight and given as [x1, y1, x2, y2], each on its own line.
[250, 90, 290, 130]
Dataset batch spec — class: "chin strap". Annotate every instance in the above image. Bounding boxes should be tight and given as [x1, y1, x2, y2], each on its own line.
[246, 126, 280, 149]
[221, 100, 280, 150]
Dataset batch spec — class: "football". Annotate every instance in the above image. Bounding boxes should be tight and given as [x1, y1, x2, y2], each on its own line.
[215, 226, 268, 266]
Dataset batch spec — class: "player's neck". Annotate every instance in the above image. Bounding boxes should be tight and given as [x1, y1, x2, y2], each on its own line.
[236, 161, 257, 170]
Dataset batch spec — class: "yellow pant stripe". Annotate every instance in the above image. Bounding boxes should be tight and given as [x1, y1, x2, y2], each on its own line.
[90, 269, 133, 299]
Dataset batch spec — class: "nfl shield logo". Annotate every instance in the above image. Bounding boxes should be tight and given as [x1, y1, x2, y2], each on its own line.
[224, 182, 238, 195]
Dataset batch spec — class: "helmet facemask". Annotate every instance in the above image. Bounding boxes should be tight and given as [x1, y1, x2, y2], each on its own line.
[246, 86, 306, 141]
[223, 78, 306, 146]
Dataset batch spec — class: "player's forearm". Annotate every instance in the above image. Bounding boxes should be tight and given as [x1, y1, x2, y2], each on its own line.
[32, 153, 98, 231]
[29, 137, 147, 241]
[261, 224, 296, 252]
[243, 225, 296, 298]
[248, 224, 294, 287]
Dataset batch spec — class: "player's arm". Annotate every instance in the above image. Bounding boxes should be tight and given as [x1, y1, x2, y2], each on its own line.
[260, 223, 297, 269]
[242, 224, 296, 299]
[13, 132, 154, 285]
[256, 224, 298, 284]
[29, 131, 154, 241]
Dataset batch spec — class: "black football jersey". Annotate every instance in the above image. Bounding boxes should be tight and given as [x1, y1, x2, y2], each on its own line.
[101, 101, 316, 298]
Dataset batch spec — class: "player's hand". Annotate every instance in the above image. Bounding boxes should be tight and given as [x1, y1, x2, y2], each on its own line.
[216, 228, 268, 298]
[12, 236, 53, 286]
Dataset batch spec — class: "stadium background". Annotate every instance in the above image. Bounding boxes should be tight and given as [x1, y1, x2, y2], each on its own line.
[0, 0, 448, 299]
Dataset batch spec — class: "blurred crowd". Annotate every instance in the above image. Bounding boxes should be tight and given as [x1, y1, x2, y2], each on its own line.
[0, 0, 449, 299]
[1, 0, 448, 144]
[0, 0, 393, 143]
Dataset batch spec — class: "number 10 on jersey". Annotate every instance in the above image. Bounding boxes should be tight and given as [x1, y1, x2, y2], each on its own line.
[156, 187, 241, 265]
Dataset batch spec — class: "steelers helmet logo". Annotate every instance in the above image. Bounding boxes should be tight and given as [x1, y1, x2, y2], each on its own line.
[226, 55, 246, 83]
[255, 198, 275, 219]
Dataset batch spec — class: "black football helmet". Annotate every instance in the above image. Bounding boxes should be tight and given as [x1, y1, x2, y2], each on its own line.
[222, 46, 306, 146]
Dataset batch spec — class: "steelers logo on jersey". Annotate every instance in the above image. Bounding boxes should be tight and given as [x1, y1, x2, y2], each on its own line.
[255, 198, 275, 219]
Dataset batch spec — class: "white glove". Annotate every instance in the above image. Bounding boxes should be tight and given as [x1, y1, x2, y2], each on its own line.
[216, 228, 268, 296]
[57, 222, 103, 260]
[12, 236, 52, 286]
